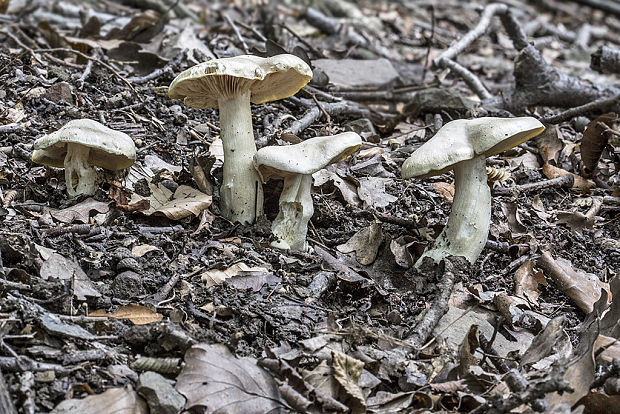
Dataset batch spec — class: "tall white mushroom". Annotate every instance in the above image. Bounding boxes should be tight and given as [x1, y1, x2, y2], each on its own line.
[168, 54, 312, 224]
[32, 119, 136, 197]
[402, 117, 545, 266]
[254, 132, 362, 251]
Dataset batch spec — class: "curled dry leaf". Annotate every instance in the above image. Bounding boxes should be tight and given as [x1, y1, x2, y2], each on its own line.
[580, 113, 617, 178]
[538, 251, 610, 313]
[89, 305, 163, 325]
[542, 162, 593, 192]
[176, 343, 285, 413]
[51, 386, 147, 414]
[514, 259, 547, 306]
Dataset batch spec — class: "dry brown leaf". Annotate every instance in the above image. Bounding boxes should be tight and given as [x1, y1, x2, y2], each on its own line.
[49, 198, 110, 224]
[357, 177, 397, 209]
[556, 196, 603, 233]
[332, 350, 366, 414]
[514, 260, 547, 306]
[51, 386, 147, 414]
[542, 163, 593, 192]
[200, 262, 270, 288]
[176, 343, 284, 413]
[432, 181, 455, 203]
[89, 305, 163, 325]
[580, 113, 617, 178]
[153, 185, 212, 220]
[538, 251, 610, 313]
[594, 335, 620, 363]
[337, 222, 383, 265]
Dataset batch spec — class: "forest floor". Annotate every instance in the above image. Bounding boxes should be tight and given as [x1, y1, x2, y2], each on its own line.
[0, 0, 618, 413]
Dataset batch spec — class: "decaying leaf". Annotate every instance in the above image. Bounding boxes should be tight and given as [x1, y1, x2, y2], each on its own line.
[200, 262, 274, 291]
[40, 253, 101, 301]
[432, 181, 455, 203]
[514, 260, 547, 306]
[332, 350, 366, 413]
[337, 222, 383, 265]
[153, 185, 212, 220]
[51, 386, 147, 414]
[556, 196, 603, 233]
[176, 343, 285, 413]
[131, 244, 160, 257]
[357, 177, 397, 209]
[538, 251, 609, 313]
[48, 198, 110, 224]
[89, 305, 163, 325]
[313, 169, 362, 207]
[580, 113, 617, 178]
[520, 317, 572, 369]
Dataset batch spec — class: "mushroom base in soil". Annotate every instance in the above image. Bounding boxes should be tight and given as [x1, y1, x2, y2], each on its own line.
[401, 117, 545, 267]
[255, 131, 362, 252]
[415, 154, 490, 266]
[63, 144, 97, 197]
[218, 91, 264, 224]
[270, 175, 314, 251]
[31, 119, 136, 198]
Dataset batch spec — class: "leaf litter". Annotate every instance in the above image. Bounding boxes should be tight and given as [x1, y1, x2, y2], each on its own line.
[0, 0, 618, 413]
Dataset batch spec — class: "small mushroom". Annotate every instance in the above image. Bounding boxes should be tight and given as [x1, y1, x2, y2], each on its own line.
[254, 132, 362, 251]
[32, 119, 136, 197]
[168, 54, 312, 224]
[402, 117, 544, 266]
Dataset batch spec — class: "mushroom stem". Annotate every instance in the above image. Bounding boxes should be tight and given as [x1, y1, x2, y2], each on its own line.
[63, 144, 97, 197]
[415, 154, 491, 266]
[271, 174, 314, 251]
[218, 90, 264, 224]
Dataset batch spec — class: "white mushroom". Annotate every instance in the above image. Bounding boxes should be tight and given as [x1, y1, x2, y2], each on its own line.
[254, 132, 362, 251]
[168, 54, 313, 224]
[402, 117, 545, 266]
[32, 119, 136, 197]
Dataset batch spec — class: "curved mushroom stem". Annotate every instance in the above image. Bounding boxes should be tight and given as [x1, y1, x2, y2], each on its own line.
[63, 144, 97, 197]
[415, 154, 491, 266]
[271, 174, 314, 252]
[218, 90, 264, 224]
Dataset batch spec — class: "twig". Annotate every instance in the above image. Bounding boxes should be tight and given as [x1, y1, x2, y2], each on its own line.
[127, 51, 186, 84]
[234, 19, 267, 42]
[406, 261, 457, 349]
[420, 5, 435, 83]
[492, 175, 574, 195]
[224, 13, 250, 54]
[285, 98, 374, 136]
[541, 93, 620, 124]
[35, 48, 139, 97]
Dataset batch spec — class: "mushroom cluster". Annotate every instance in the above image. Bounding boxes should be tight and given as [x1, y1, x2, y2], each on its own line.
[402, 117, 545, 266]
[32, 119, 136, 197]
[168, 54, 313, 224]
[255, 132, 362, 251]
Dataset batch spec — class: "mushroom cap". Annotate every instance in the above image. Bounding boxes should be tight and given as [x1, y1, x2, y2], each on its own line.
[254, 131, 362, 182]
[32, 119, 136, 170]
[401, 117, 544, 178]
[168, 54, 313, 108]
